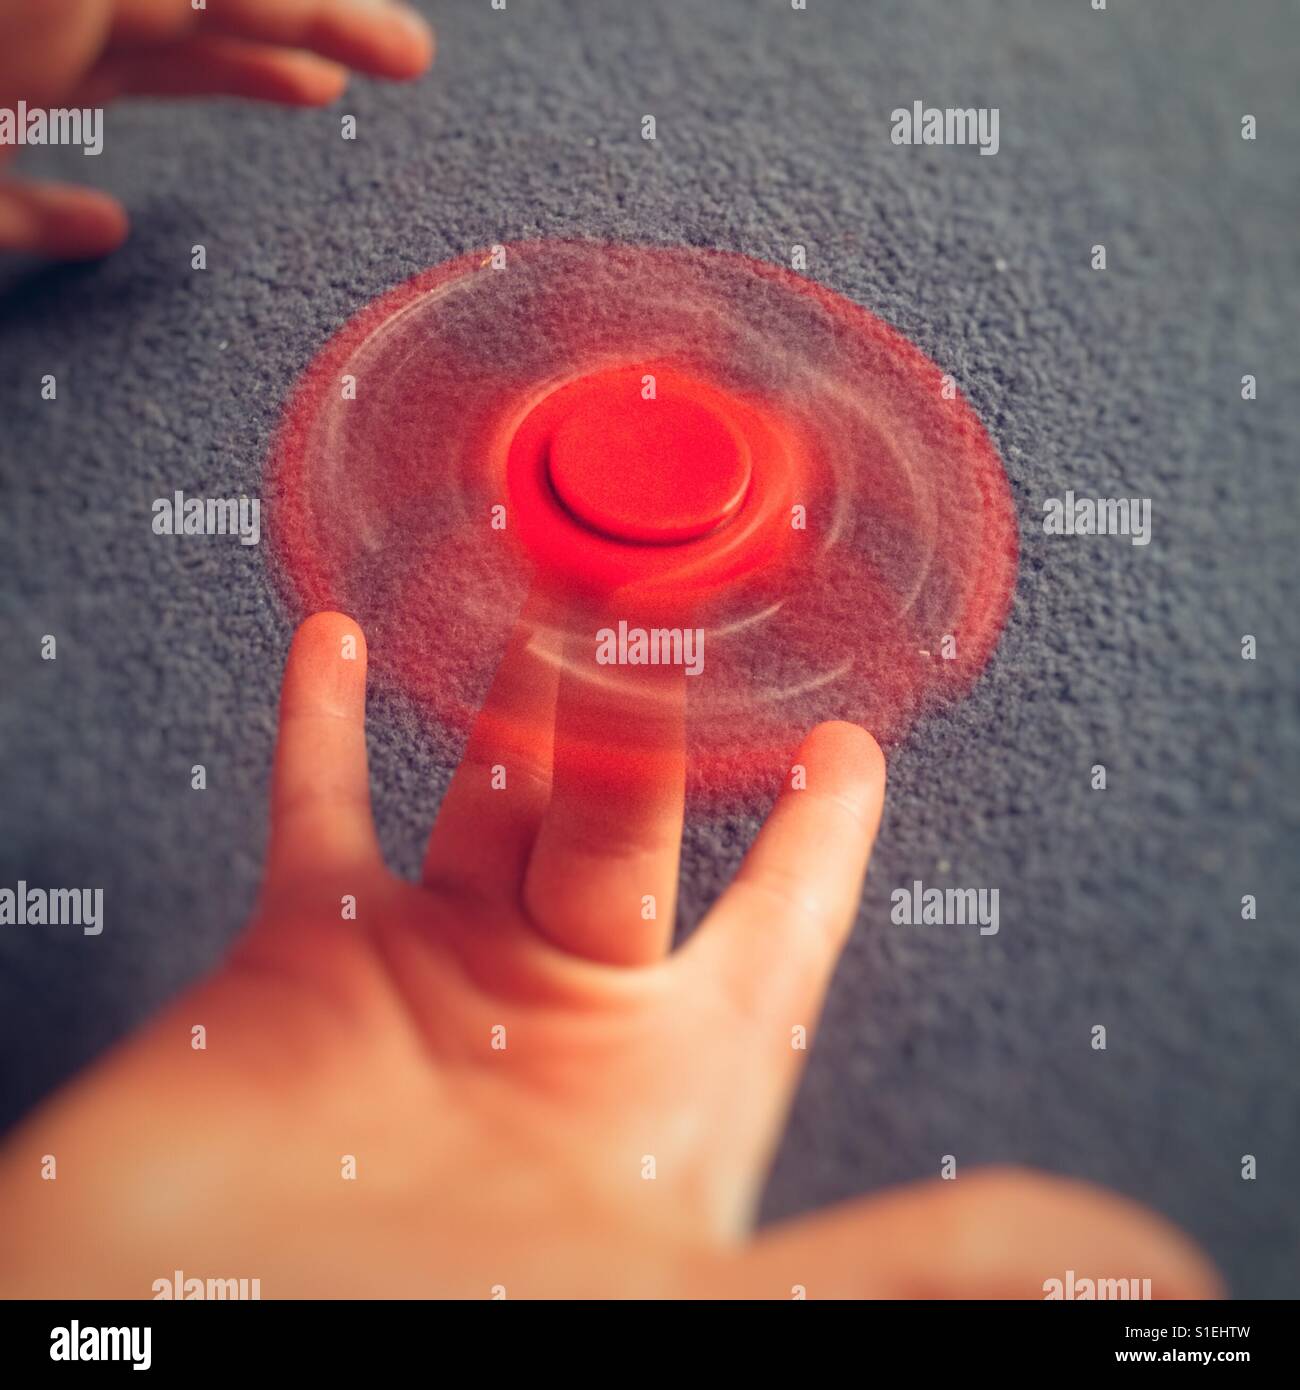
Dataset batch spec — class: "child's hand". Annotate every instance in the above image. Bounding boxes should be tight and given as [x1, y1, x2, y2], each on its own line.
[0, 0, 434, 258]
[0, 612, 1220, 1297]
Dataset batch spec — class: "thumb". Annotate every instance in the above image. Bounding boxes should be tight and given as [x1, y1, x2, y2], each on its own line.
[704, 1167, 1222, 1300]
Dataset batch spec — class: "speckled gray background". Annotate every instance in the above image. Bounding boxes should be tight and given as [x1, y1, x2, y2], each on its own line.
[1, 0, 1297, 1296]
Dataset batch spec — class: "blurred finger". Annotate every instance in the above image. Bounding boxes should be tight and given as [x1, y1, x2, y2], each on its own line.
[656, 724, 882, 1200]
[422, 606, 560, 903]
[0, 0, 113, 108]
[192, 0, 433, 80]
[0, 179, 126, 258]
[267, 610, 381, 885]
[682, 721, 884, 1013]
[712, 1168, 1224, 1300]
[80, 36, 350, 105]
[523, 628, 686, 967]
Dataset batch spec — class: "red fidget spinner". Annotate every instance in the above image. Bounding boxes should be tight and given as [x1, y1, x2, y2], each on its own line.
[266, 240, 1018, 799]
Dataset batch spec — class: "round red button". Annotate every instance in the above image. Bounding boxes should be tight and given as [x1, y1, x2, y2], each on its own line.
[546, 382, 752, 544]
[505, 363, 803, 605]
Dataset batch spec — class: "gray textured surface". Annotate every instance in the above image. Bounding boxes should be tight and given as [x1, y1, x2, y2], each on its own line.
[2, 0, 1298, 1296]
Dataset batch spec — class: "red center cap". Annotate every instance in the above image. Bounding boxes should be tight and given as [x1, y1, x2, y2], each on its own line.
[546, 381, 752, 544]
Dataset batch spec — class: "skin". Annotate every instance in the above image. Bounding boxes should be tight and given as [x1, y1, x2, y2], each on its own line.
[0, 0, 435, 257]
[0, 1, 1221, 1300]
[0, 613, 1222, 1298]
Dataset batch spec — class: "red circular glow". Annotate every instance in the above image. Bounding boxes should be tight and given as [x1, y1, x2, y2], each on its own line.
[264, 240, 1019, 803]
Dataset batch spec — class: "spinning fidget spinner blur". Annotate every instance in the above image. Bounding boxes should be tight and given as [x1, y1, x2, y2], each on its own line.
[267, 240, 1018, 798]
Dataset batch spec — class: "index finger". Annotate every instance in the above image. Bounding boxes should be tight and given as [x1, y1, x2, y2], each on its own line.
[681, 720, 885, 1016]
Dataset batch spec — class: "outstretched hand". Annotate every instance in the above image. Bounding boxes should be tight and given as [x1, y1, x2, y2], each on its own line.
[0, 0, 434, 258]
[0, 612, 1219, 1298]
